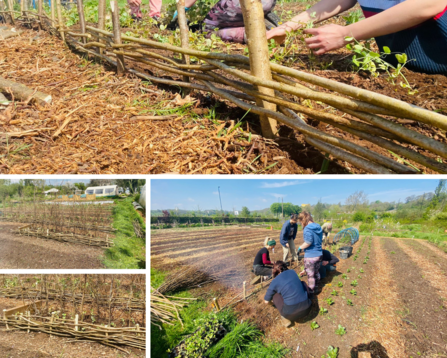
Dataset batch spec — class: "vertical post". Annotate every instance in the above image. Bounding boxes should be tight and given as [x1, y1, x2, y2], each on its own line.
[0, 0, 5, 13]
[213, 298, 220, 311]
[97, 0, 106, 54]
[175, 0, 190, 96]
[27, 311, 30, 333]
[243, 281, 246, 299]
[37, 0, 42, 16]
[50, 312, 54, 336]
[76, 0, 86, 43]
[75, 314, 78, 331]
[7, 0, 14, 25]
[240, 0, 277, 139]
[110, 0, 125, 75]
[55, 0, 65, 41]
[3, 310, 9, 330]
[136, 323, 140, 336]
[50, 0, 55, 24]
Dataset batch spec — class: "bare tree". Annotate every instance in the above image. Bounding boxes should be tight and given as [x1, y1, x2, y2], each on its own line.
[345, 191, 369, 212]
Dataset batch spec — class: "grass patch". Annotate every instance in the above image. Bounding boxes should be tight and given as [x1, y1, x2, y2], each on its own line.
[103, 196, 145, 269]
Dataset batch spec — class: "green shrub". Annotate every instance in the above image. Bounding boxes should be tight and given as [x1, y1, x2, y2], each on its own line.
[353, 212, 365, 222]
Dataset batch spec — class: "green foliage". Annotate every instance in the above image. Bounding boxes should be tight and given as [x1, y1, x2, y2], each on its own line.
[179, 315, 222, 357]
[319, 307, 328, 315]
[331, 290, 338, 296]
[351, 280, 358, 287]
[322, 346, 339, 358]
[151, 268, 167, 289]
[104, 196, 146, 269]
[359, 268, 364, 273]
[352, 212, 365, 222]
[270, 202, 302, 217]
[343, 9, 363, 25]
[337, 281, 343, 288]
[325, 297, 335, 305]
[335, 325, 346, 336]
[310, 321, 320, 331]
[350, 289, 357, 295]
[346, 299, 354, 306]
[345, 39, 417, 95]
[241, 206, 251, 218]
[342, 274, 348, 280]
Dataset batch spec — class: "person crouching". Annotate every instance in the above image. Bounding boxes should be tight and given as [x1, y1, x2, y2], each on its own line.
[252, 237, 276, 284]
[264, 261, 312, 328]
[318, 249, 340, 279]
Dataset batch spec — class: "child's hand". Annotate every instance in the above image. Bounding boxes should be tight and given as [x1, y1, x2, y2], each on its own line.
[304, 24, 350, 55]
[266, 27, 287, 45]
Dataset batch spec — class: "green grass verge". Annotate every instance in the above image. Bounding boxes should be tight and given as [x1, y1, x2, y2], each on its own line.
[151, 268, 289, 358]
[103, 196, 145, 269]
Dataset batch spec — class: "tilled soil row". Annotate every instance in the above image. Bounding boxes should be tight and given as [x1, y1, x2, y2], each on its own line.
[382, 238, 447, 357]
[151, 228, 273, 243]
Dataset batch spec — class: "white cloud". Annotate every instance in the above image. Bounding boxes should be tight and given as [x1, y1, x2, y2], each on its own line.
[369, 189, 426, 197]
[271, 193, 286, 199]
[188, 198, 194, 202]
[260, 180, 311, 188]
[213, 191, 219, 195]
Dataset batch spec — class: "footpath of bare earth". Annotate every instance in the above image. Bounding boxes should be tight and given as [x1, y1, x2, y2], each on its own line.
[151, 227, 447, 357]
[0, 222, 104, 269]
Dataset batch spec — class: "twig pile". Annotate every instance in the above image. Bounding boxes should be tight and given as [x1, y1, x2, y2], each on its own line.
[151, 287, 197, 328]
[156, 265, 216, 295]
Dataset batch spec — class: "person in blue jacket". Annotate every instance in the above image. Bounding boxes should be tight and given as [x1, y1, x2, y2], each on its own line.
[280, 213, 299, 263]
[264, 261, 312, 327]
[296, 212, 323, 293]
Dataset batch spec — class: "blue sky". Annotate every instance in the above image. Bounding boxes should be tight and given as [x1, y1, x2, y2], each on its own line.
[151, 179, 437, 211]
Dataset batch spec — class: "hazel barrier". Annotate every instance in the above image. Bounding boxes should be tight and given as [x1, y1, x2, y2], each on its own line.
[2, 0, 447, 173]
[0, 313, 145, 352]
[0, 287, 145, 310]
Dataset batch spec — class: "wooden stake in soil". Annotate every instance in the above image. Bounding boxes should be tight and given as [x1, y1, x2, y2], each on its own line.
[51, 0, 55, 24]
[37, 0, 42, 17]
[110, 1, 125, 75]
[176, 0, 191, 96]
[240, 0, 277, 139]
[76, 0, 87, 44]
[55, 0, 65, 41]
[243, 281, 246, 299]
[97, 0, 106, 54]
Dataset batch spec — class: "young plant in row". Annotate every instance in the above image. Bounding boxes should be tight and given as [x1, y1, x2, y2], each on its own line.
[350, 289, 357, 295]
[335, 325, 346, 336]
[311, 321, 320, 331]
[319, 307, 328, 315]
[325, 297, 335, 305]
[351, 280, 358, 287]
[331, 290, 338, 296]
[346, 299, 354, 306]
[322, 345, 339, 358]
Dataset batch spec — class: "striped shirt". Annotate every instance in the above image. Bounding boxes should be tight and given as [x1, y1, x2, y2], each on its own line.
[357, 0, 447, 74]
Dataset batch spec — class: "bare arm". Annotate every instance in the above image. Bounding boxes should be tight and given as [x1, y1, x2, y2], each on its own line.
[305, 0, 447, 54]
[299, 242, 311, 250]
[266, 0, 357, 42]
[185, 0, 198, 8]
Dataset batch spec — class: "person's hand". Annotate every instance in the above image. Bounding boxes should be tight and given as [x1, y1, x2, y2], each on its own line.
[297, 247, 302, 254]
[299, 270, 306, 277]
[172, 7, 190, 21]
[304, 24, 350, 55]
[127, 0, 139, 6]
[322, 260, 329, 266]
[266, 26, 288, 45]
[286, 243, 289, 248]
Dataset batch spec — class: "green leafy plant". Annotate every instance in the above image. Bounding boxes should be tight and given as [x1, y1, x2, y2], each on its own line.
[335, 325, 346, 336]
[346, 299, 354, 306]
[310, 321, 320, 331]
[359, 268, 364, 273]
[351, 280, 358, 287]
[322, 345, 339, 358]
[331, 290, 338, 296]
[342, 274, 347, 280]
[337, 281, 343, 288]
[350, 289, 357, 295]
[319, 307, 328, 315]
[325, 297, 335, 305]
[342, 9, 363, 25]
[346, 269, 351, 273]
[345, 38, 417, 95]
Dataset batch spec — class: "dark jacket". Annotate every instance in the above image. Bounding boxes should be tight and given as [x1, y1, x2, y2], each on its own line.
[322, 249, 339, 266]
[279, 220, 298, 247]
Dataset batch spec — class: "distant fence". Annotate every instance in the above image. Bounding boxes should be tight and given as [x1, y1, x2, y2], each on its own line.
[151, 216, 279, 228]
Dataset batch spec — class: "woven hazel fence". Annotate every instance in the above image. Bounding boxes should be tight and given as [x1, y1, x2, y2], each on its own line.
[2, 0, 447, 173]
[1, 310, 145, 352]
[0, 287, 145, 310]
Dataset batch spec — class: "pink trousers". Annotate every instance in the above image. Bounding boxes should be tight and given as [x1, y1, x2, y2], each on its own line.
[127, 0, 161, 18]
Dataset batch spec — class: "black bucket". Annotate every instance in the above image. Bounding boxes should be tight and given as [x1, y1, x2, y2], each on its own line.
[340, 246, 353, 255]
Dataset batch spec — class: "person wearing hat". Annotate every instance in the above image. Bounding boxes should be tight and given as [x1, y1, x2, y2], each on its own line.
[321, 222, 333, 246]
[252, 237, 276, 284]
[280, 213, 299, 263]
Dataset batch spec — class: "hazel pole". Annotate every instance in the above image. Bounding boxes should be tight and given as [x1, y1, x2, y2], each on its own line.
[176, 0, 190, 96]
[97, 0, 106, 54]
[110, 1, 125, 75]
[7, 0, 15, 25]
[76, 0, 86, 44]
[55, 0, 64, 41]
[240, 0, 277, 139]
[50, 0, 54, 23]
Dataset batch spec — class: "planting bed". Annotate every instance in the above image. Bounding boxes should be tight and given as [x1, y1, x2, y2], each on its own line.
[0, 275, 146, 357]
[151, 227, 447, 357]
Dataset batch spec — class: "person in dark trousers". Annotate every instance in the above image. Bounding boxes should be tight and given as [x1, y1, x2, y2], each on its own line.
[280, 214, 299, 263]
[264, 261, 312, 327]
[251, 237, 276, 284]
[318, 249, 340, 279]
[296, 212, 323, 293]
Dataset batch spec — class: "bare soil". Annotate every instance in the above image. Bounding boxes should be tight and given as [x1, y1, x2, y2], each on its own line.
[152, 228, 447, 357]
[0, 223, 105, 269]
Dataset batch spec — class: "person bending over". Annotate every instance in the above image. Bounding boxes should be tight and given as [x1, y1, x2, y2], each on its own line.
[127, 0, 161, 22]
[318, 249, 339, 279]
[266, 0, 447, 75]
[296, 212, 323, 293]
[173, 0, 279, 43]
[264, 261, 312, 327]
[321, 222, 333, 246]
[251, 237, 276, 284]
[280, 213, 299, 264]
